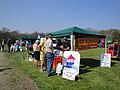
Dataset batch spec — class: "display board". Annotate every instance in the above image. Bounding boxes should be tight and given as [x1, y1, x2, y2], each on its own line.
[100, 53, 111, 67]
[62, 51, 80, 81]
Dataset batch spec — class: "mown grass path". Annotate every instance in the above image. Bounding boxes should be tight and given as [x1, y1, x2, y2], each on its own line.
[0, 52, 38, 90]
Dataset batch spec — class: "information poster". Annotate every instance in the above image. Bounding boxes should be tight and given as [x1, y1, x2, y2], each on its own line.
[56, 63, 62, 74]
[62, 51, 80, 81]
[100, 53, 111, 67]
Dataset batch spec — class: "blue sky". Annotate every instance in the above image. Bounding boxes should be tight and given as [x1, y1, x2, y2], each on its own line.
[0, 0, 120, 33]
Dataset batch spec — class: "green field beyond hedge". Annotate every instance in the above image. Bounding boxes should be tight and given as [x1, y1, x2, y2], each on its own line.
[5, 48, 120, 90]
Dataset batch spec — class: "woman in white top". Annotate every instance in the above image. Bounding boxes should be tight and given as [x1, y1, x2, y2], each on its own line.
[33, 40, 40, 68]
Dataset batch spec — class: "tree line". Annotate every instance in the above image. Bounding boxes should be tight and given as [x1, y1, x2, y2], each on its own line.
[97, 29, 120, 44]
[0, 27, 45, 44]
[0, 27, 120, 44]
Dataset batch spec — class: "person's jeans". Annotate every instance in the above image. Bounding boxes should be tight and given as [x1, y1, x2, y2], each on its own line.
[46, 52, 54, 76]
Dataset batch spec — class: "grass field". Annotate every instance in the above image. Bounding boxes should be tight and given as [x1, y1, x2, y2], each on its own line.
[5, 48, 120, 90]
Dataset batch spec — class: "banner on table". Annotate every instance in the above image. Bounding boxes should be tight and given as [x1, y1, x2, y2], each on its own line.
[56, 63, 62, 74]
[100, 53, 111, 67]
[62, 51, 80, 81]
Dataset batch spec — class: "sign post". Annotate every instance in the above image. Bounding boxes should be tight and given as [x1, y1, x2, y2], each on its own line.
[100, 53, 111, 68]
[105, 38, 107, 53]
[62, 51, 80, 81]
[70, 35, 74, 51]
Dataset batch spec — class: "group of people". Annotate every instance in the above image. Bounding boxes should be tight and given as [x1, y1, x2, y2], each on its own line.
[33, 33, 70, 76]
[0, 38, 21, 53]
[0, 38, 12, 52]
[56, 37, 70, 51]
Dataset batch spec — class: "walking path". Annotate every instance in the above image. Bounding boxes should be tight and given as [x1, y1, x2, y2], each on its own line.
[0, 52, 38, 90]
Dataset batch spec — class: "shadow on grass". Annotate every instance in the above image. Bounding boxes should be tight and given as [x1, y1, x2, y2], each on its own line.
[111, 58, 120, 65]
[80, 68, 91, 75]
[80, 58, 116, 75]
[0, 68, 12, 72]
[80, 58, 100, 68]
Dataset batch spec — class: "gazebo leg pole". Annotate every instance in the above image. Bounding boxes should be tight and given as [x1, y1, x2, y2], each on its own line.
[105, 38, 107, 53]
[70, 35, 74, 51]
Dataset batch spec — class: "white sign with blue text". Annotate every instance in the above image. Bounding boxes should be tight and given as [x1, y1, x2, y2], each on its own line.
[62, 51, 80, 81]
[101, 53, 111, 68]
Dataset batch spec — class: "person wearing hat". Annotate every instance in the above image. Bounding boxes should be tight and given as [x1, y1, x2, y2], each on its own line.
[62, 37, 70, 51]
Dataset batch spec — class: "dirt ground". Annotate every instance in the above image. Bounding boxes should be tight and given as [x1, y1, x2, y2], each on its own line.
[0, 52, 39, 90]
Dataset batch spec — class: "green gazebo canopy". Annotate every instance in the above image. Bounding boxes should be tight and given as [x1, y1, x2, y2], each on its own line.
[51, 26, 106, 38]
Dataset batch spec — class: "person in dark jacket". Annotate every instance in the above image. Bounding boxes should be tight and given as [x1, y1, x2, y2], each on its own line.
[7, 38, 12, 53]
[62, 37, 70, 51]
[56, 39, 63, 51]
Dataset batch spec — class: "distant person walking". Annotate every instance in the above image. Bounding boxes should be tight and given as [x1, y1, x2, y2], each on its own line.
[44, 33, 54, 76]
[0, 40, 1, 52]
[7, 38, 12, 53]
[25, 40, 29, 50]
[1, 39, 5, 52]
